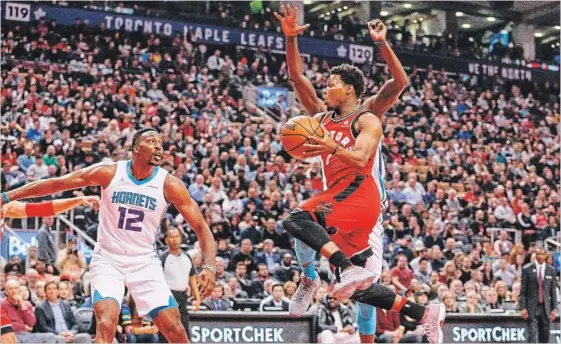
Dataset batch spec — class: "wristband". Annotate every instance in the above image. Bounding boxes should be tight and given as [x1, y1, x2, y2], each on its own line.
[25, 201, 55, 217]
[374, 40, 387, 46]
[331, 145, 339, 155]
[203, 264, 216, 274]
[1, 193, 9, 203]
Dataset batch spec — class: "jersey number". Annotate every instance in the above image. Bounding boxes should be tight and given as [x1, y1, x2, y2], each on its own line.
[117, 207, 144, 232]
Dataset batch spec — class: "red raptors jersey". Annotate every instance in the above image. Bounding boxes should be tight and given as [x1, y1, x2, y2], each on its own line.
[318, 108, 376, 187]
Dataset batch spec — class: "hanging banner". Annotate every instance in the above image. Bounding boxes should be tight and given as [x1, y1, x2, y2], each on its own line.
[1, 3, 371, 64]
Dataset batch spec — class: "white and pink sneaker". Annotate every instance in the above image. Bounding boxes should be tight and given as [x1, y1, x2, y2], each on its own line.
[331, 265, 377, 300]
[417, 304, 446, 344]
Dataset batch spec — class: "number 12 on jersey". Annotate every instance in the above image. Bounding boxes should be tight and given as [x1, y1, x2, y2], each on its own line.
[117, 207, 145, 232]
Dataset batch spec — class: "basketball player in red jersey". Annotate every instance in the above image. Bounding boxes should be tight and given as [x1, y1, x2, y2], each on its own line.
[0, 195, 100, 343]
[275, 6, 445, 344]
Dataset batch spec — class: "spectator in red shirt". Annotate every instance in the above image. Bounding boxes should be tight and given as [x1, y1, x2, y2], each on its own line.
[391, 254, 414, 294]
[1, 280, 61, 343]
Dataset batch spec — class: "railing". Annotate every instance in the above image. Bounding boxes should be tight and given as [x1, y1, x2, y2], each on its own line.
[546, 235, 561, 249]
[55, 213, 97, 249]
[486, 227, 522, 245]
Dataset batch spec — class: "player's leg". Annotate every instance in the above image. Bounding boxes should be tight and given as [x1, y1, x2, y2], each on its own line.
[93, 300, 121, 343]
[289, 238, 321, 316]
[358, 223, 384, 343]
[352, 286, 445, 344]
[127, 256, 187, 343]
[282, 176, 377, 300]
[0, 332, 17, 344]
[153, 307, 188, 343]
[90, 252, 126, 343]
[1, 309, 17, 344]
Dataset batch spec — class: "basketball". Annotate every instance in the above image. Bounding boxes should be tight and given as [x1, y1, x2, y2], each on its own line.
[280, 115, 325, 159]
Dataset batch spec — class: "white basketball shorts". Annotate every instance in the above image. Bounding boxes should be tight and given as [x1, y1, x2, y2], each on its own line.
[364, 223, 384, 281]
[90, 246, 176, 318]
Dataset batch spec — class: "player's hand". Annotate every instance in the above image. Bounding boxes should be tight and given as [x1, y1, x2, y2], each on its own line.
[520, 309, 528, 320]
[302, 126, 337, 158]
[79, 196, 101, 211]
[198, 268, 216, 299]
[193, 299, 201, 312]
[368, 19, 387, 42]
[550, 310, 557, 323]
[274, 5, 310, 37]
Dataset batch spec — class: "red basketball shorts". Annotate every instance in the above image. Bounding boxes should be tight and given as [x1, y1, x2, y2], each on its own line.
[298, 174, 381, 257]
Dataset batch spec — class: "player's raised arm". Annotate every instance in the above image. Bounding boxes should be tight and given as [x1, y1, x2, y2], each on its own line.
[362, 20, 408, 119]
[303, 114, 383, 169]
[164, 174, 217, 298]
[2, 196, 101, 219]
[1, 164, 115, 206]
[274, 5, 327, 115]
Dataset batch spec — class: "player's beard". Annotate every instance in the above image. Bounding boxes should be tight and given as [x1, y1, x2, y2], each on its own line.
[149, 153, 163, 166]
[327, 106, 341, 118]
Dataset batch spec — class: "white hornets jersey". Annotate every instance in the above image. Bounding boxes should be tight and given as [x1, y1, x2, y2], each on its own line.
[373, 143, 388, 211]
[97, 160, 169, 255]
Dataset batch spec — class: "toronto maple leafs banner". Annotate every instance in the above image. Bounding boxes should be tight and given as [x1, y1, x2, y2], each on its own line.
[3, 2, 557, 83]
[2, 2, 373, 64]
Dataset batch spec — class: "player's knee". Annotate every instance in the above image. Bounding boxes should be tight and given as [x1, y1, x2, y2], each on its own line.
[282, 209, 313, 235]
[165, 321, 187, 340]
[282, 209, 314, 235]
[97, 314, 118, 335]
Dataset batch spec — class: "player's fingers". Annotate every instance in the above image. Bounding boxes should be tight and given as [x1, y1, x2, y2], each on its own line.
[298, 24, 310, 31]
[82, 200, 93, 207]
[202, 282, 212, 297]
[273, 12, 284, 22]
[280, 5, 287, 17]
[306, 135, 321, 143]
[302, 143, 320, 149]
[286, 4, 293, 17]
[294, 7, 299, 18]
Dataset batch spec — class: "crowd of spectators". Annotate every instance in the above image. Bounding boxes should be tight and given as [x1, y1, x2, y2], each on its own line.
[0, 6, 560, 343]
[56, 0, 558, 66]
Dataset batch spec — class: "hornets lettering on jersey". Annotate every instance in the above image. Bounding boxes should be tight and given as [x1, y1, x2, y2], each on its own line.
[111, 191, 157, 211]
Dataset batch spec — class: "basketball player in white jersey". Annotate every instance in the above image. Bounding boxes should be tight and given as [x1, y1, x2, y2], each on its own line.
[1, 128, 217, 343]
[276, 8, 407, 344]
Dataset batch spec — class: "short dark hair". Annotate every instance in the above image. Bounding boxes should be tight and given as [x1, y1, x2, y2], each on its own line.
[330, 64, 365, 98]
[44, 281, 58, 290]
[132, 128, 158, 151]
[271, 283, 284, 292]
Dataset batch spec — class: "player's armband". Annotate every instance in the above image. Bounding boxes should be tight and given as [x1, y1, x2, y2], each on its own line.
[25, 201, 55, 217]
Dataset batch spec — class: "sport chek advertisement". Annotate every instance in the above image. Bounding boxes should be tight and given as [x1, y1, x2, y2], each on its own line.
[443, 315, 561, 343]
[189, 312, 315, 343]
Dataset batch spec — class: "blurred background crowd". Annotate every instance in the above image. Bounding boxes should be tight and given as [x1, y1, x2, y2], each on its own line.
[0, 1, 559, 343]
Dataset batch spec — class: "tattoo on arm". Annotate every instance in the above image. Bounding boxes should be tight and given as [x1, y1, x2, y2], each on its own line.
[377, 80, 400, 102]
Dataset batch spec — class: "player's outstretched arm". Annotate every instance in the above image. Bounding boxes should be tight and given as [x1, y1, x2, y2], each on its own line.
[274, 5, 327, 115]
[362, 20, 408, 119]
[303, 114, 382, 169]
[164, 174, 217, 298]
[2, 196, 101, 219]
[1, 164, 114, 206]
